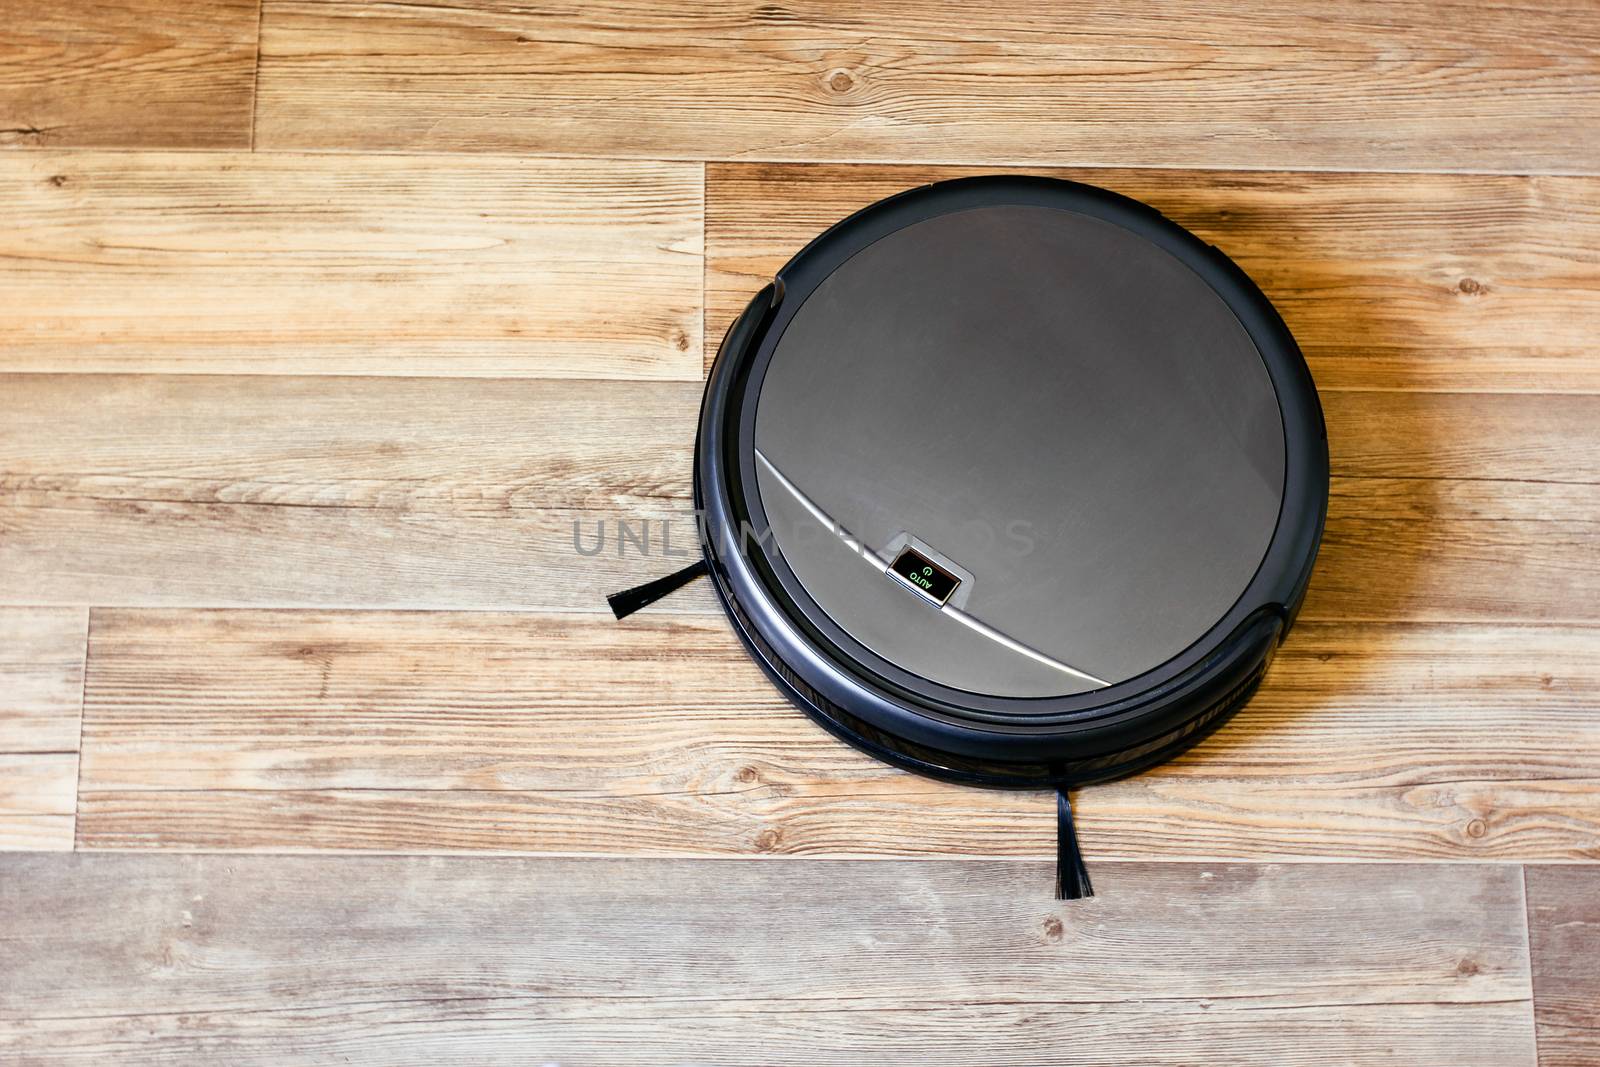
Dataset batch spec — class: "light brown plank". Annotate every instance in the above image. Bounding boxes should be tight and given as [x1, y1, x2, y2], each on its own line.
[0, 853, 1536, 1065]
[0, 375, 711, 611]
[74, 611, 1600, 860]
[1526, 866, 1600, 1067]
[0, 608, 86, 851]
[0, 0, 257, 149]
[254, 0, 1600, 175]
[1309, 390, 1600, 622]
[707, 163, 1600, 392]
[0, 755, 77, 852]
[4, 375, 1598, 619]
[0, 153, 702, 379]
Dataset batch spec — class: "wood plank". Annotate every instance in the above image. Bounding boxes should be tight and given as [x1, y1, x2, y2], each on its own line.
[0, 0, 257, 149]
[3, 375, 1597, 618]
[0, 608, 85, 851]
[0, 153, 702, 379]
[1310, 388, 1600, 621]
[707, 163, 1600, 392]
[74, 611, 1600, 860]
[0, 853, 1536, 1065]
[0, 374, 711, 611]
[1525, 866, 1600, 1067]
[254, 0, 1600, 176]
[0, 755, 77, 852]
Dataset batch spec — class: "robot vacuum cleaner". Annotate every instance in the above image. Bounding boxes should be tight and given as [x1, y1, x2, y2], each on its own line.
[614, 176, 1328, 898]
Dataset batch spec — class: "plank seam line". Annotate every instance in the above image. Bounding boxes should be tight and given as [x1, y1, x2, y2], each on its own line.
[62, 779, 1600, 796]
[0, 370, 1594, 400]
[70, 606, 90, 850]
[699, 159, 707, 380]
[249, 0, 266, 151]
[238, 144, 1600, 180]
[61, 847, 1596, 866]
[1520, 864, 1542, 1067]
[7, 993, 1538, 1026]
[10, 144, 1600, 180]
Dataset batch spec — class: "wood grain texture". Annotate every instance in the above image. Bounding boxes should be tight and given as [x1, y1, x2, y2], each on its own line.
[0, 608, 86, 851]
[0, 0, 258, 149]
[0, 152, 702, 379]
[254, 0, 1600, 175]
[707, 163, 1600, 392]
[74, 610, 1600, 860]
[0, 375, 711, 611]
[0, 853, 1536, 1065]
[1310, 389, 1600, 622]
[1526, 866, 1600, 1067]
[4, 3, 1593, 1058]
[4, 375, 1598, 620]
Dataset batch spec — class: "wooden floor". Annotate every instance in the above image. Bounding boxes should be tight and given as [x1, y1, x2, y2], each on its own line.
[3, 2, 1598, 1063]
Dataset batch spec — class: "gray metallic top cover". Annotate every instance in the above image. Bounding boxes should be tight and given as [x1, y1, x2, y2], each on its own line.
[754, 205, 1284, 698]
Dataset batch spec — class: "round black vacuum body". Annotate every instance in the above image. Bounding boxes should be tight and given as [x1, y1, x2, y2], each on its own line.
[696, 176, 1328, 789]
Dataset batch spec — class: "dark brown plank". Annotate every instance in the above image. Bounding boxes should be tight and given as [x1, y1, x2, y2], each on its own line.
[707, 163, 1600, 391]
[1526, 866, 1600, 1067]
[0, 853, 1536, 1065]
[4, 374, 1598, 619]
[255, 0, 1600, 174]
[0, 0, 258, 149]
[74, 611, 1600, 860]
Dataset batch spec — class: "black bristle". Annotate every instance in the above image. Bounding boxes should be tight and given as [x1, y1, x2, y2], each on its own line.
[1055, 787, 1094, 900]
[606, 559, 709, 620]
